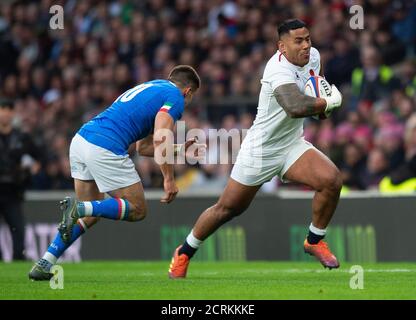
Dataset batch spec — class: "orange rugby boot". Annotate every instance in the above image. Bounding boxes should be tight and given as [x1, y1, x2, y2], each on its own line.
[168, 245, 190, 279]
[304, 239, 340, 269]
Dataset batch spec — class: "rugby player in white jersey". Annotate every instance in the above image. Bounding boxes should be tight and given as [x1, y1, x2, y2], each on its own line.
[169, 19, 343, 278]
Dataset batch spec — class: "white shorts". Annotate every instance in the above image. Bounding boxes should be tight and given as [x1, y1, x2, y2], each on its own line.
[230, 138, 315, 186]
[69, 134, 141, 193]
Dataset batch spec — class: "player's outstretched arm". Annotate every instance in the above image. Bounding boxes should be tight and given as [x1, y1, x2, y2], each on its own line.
[154, 112, 178, 203]
[137, 134, 202, 158]
[274, 83, 342, 118]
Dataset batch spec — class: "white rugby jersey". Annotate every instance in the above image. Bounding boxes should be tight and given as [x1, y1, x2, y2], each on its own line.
[240, 47, 321, 158]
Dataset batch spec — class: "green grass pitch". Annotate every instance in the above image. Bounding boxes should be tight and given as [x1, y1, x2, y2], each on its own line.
[1, 261, 416, 299]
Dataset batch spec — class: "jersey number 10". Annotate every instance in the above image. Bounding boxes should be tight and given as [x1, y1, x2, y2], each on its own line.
[116, 83, 153, 102]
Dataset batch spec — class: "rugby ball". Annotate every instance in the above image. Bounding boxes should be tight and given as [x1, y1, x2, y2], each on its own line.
[304, 76, 332, 120]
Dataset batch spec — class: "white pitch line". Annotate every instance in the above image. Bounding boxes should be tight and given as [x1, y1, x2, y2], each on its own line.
[229, 268, 416, 274]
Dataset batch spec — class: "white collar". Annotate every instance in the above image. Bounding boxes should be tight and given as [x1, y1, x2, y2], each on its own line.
[168, 80, 178, 88]
[277, 50, 307, 71]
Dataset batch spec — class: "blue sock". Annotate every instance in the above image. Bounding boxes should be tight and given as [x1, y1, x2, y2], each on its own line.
[44, 221, 86, 264]
[77, 198, 130, 220]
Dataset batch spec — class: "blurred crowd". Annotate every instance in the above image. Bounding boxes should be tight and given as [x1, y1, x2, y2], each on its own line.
[0, 0, 416, 192]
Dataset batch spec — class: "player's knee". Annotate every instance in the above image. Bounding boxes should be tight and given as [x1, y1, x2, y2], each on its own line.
[334, 174, 343, 192]
[321, 170, 342, 193]
[129, 203, 147, 221]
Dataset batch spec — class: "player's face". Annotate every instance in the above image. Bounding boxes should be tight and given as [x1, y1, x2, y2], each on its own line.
[279, 27, 311, 67]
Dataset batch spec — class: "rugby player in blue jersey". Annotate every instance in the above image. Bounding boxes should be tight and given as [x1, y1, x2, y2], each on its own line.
[29, 65, 201, 280]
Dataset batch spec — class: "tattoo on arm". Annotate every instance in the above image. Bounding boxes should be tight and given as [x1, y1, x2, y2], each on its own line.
[273, 84, 326, 118]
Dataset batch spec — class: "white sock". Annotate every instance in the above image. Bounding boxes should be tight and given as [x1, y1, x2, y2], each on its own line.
[42, 252, 57, 265]
[186, 230, 203, 249]
[309, 223, 327, 236]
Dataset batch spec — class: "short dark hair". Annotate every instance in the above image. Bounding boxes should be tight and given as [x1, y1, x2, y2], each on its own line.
[168, 65, 201, 92]
[0, 97, 14, 110]
[278, 19, 307, 38]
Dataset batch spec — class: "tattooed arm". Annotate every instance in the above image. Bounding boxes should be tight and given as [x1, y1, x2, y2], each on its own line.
[273, 83, 327, 118]
[274, 83, 343, 119]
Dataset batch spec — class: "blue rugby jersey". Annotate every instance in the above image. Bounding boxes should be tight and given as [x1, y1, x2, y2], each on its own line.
[77, 79, 184, 155]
